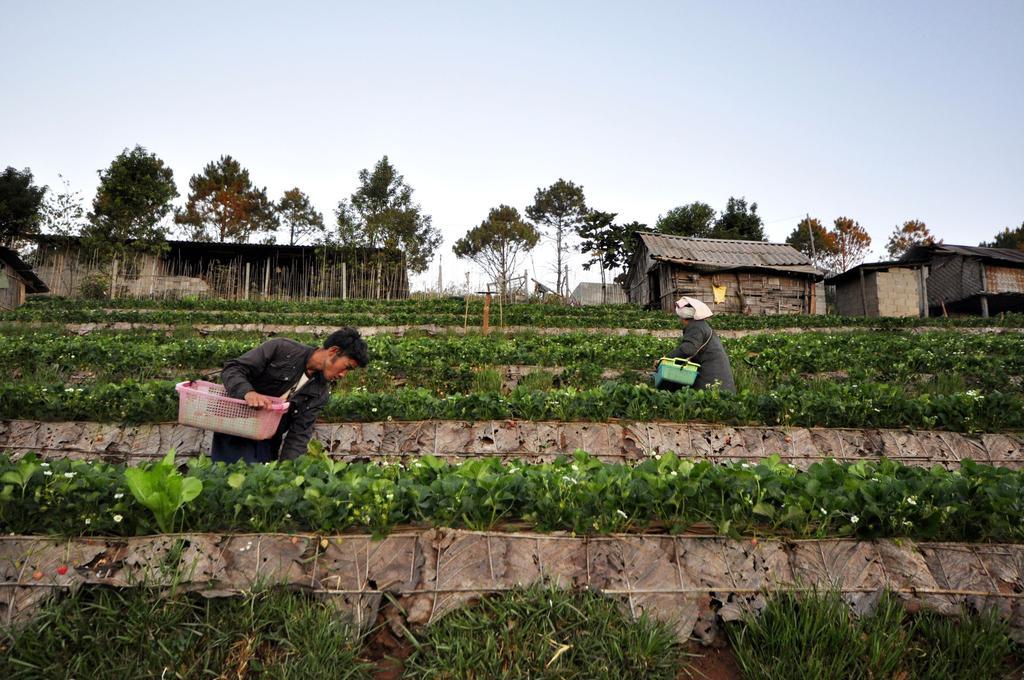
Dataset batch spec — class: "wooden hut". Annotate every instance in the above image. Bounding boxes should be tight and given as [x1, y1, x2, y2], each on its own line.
[0, 246, 49, 309]
[900, 243, 1024, 317]
[624, 233, 825, 314]
[826, 261, 929, 318]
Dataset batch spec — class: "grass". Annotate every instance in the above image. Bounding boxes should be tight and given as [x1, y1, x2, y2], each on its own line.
[3, 584, 1020, 679]
[517, 370, 555, 391]
[401, 585, 686, 680]
[471, 367, 504, 393]
[0, 587, 372, 680]
[727, 590, 1021, 680]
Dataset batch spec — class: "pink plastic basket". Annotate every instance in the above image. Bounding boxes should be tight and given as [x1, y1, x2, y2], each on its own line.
[175, 380, 290, 440]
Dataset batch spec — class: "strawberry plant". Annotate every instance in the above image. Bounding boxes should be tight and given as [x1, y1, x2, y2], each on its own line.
[3, 452, 1023, 541]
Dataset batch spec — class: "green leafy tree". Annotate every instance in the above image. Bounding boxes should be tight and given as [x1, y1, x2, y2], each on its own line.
[711, 196, 765, 241]
[0, 166, 46, 247]
[175, 155, 278, 243]
[576, 210, 647, 282]
[655, 202, 715, 238]
[827, 216, 872, 272]
[786, 216, 838, 270]
[40, 175, 86, 238]
[453, 204, 539, 299]
[980, 222, 1024, 250]
[886, 220, 939, 258]
[334, 156, 441, 273]
[81, 146, 178, 258]
[526, 179, 588, 296]
[278, 188, 325, 245]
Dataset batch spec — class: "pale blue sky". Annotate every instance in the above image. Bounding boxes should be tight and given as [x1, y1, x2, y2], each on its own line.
[3, 1, 1022, 291]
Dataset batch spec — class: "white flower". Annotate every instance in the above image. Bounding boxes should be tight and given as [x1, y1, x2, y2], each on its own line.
[43, 470, 53, 476]
[63, 472, 76, 479]
[616, 509, 628, 519]
[741, 463, 751, 469]
[906, 496, 917, 506]
[84, 518, 91, 525]
[820, 508, 828, 515]
[40, 462, 50, 467]
[113, 514, 123, 523]
[114, 493, 124, 500]
[850, 515, 860, 524]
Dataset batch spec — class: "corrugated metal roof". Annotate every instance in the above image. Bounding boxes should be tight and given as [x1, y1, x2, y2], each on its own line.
[569, 282, 629, 305]
[824, 261, 921, 285]
[0, 246, 49, 294]
[901, 243, 1024, 265]
[638, 232, 814, 268]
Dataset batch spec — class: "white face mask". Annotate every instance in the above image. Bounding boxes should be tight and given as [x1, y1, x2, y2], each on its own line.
[676, 304, 695, 320]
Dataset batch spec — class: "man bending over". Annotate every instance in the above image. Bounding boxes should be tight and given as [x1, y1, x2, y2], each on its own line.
[212, 327, 369, 463]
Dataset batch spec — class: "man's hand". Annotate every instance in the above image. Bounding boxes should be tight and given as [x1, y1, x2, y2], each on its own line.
[653, 359, 662, 371]
[244, 391, 274, 409]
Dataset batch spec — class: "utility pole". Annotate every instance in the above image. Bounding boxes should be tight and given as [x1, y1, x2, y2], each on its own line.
[805, 213, 816, 262]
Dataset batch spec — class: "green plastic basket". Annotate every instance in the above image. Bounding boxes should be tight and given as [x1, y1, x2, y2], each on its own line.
[655, 357, 699, 388]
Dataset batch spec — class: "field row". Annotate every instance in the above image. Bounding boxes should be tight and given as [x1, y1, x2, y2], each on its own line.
[9, 297, 1024, 329]
[2, 330, 1021, 399]
[3, 451, 1022, 540]
[2, 584, 1015, 679]
[2, 379, 1021, 430]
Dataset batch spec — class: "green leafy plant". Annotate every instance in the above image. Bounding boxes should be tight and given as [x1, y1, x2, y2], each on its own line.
[4, 452, 1023, 541]
[123, 450, 202, 532]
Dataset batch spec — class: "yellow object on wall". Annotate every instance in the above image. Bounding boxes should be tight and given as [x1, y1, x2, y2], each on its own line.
[712, 284, 726, 303]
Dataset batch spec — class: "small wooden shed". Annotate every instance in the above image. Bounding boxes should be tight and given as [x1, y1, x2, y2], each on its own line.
[0, 246, 49, 309]
[624, 233, 825, 314]
[569, 282, 628, 305]
[900, 243, 1024, 317]
[826, 261, 929, 318]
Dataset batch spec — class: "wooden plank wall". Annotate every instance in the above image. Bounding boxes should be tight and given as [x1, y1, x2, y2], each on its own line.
[669, 267, 812, 314]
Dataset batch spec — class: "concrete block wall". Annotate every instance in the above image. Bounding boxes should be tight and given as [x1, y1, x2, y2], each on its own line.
[875, 269, 921, 317]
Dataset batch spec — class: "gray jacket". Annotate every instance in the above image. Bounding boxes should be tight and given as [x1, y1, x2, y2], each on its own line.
[221, 338, 330, 460]
[667, 319, 736, 393]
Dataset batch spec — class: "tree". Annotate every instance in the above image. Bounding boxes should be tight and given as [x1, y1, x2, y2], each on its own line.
[453, 204, 539, 299]
[980, 222, 1024, 250]
[886, 220, 938, 258]
[785, 216, 838, 270]
[526, 179, 587, 296]
[278, 188, 325, 245]
[711, 196, 765, 241]
[576, 209, 647, 275]
[334, 156, 441, 273]
[0, 166, 46, 247]
[80, 146, 178, 258]
[175, 155, 278, 243]
[827, 216, 872, 272]
[40, 175, 86, 238]
[655, 202, 715, 238]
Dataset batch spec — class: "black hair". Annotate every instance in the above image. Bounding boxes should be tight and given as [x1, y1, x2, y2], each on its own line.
[323, 327, 369, 367]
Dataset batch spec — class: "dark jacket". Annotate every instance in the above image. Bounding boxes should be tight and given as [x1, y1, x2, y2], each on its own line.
[221, 338, 330, 460]
[667, 319, 736, 393]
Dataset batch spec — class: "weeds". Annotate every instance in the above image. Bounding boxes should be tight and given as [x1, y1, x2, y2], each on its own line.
[0, 587, 371, 680]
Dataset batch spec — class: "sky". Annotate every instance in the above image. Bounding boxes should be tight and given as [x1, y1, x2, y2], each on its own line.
[3, 1, 1022, 293]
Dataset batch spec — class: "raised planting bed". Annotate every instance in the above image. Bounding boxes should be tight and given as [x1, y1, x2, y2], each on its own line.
[3, 530, 1022, 645]
[2, 419, 1023, 469]
[4, 329, 1022, 392]
[2, 452, 1023, 541]
[14, 320, 1024, 340]
[12, 297, 1024, 329]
